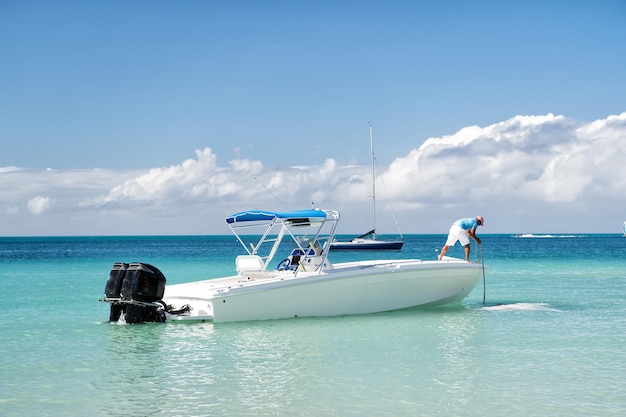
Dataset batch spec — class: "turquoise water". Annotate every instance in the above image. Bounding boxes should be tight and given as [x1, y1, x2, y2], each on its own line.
[1, 234, 625, 416]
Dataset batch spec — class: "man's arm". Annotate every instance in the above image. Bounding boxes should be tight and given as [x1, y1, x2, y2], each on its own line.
[468, 226, 482, 245]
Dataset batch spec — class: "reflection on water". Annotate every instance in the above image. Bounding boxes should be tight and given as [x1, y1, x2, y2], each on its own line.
[97, 321, 319, 416]
[97, 313, 478, 416]
[96, 324, 169, 417]
[433, 310, 478, 415]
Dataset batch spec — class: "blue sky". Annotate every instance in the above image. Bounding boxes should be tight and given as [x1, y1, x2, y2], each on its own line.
[1, 1, 625, 236]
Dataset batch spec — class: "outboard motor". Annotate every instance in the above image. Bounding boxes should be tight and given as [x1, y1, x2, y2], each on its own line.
[103, 262, 167, 324]
[104, 262, 129, 321]
[121, 263, 166, 303]
[105, 262, 129, 298]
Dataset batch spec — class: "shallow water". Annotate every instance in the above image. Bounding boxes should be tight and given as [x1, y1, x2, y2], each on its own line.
[1, 234, 624, 416]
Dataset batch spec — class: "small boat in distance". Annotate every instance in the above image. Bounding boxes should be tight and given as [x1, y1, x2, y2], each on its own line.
[330, 124, 404, 251]
[330, 228, 404, 251]
[623, 220, 626, 237]
[515, 233, 580, 238]
[101, 208, 483, 323]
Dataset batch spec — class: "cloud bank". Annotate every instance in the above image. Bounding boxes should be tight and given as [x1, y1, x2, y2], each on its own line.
[1, 112, 625, 236]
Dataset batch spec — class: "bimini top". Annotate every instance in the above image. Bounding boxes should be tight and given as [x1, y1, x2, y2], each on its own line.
[226, 209, 327, 224]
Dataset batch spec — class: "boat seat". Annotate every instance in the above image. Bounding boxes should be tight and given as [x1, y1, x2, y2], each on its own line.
[236, 255, 265, 275]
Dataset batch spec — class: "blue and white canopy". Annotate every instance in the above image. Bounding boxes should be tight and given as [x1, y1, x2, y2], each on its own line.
[226, 209, 327, 224]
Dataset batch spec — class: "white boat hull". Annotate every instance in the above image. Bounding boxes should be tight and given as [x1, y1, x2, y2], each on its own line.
[163, 258, 483, 323]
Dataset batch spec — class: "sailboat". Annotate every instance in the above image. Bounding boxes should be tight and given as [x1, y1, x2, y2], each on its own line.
[330, 124, 404, 251]
[623, 220, 626, 237]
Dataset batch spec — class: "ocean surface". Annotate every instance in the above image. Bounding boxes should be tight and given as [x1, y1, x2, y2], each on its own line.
[1, 234, 625, 417]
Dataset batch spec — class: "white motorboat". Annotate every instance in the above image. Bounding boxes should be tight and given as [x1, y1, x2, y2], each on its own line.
[101, 208, 484, 323]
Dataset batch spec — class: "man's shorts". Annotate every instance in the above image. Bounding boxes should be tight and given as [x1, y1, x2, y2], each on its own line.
[445, 224, 470, 247]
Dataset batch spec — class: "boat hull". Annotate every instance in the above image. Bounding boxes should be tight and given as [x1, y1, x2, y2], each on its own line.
[162, 259, 483, 323]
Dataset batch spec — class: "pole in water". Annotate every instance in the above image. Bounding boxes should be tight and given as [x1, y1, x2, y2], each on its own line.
[479, 243, 486, 306]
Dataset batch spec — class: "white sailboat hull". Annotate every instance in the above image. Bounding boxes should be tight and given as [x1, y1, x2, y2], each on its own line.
[163, 258, 483, 323]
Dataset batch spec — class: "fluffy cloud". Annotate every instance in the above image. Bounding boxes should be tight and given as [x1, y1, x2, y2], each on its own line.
[85, 148, 221, 204]
[27, 196, 52, 215]
[83, 148, 355, 212]
[384, 112, 626, 207]
[1, 112, 625, 235]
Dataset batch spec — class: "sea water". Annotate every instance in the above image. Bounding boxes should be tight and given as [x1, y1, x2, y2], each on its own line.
[0, 234, 625, 417]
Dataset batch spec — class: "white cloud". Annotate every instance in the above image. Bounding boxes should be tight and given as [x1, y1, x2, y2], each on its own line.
[0, 166, 22, 174]
[1, 112, 625, 235]
[27, 196, 52, 215]
[87, 147, 221, 204]
[385, 112, 626, 208]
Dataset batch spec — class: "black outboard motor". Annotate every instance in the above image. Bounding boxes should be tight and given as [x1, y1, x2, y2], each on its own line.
[104, 262, 167, 324]
[104, 262, 129, 321]
[121, 263, 166, 303]
[105, 262, 129, 298]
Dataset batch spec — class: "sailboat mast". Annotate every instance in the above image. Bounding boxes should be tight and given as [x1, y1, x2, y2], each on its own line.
[370, 123, 376, 240]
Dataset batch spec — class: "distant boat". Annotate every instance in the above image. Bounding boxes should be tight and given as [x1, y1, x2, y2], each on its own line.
[330, 124, 404, 251]
[330, 229, 404, 251]
[515, 233, 580, 238]
[623, 220, 626, 237]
